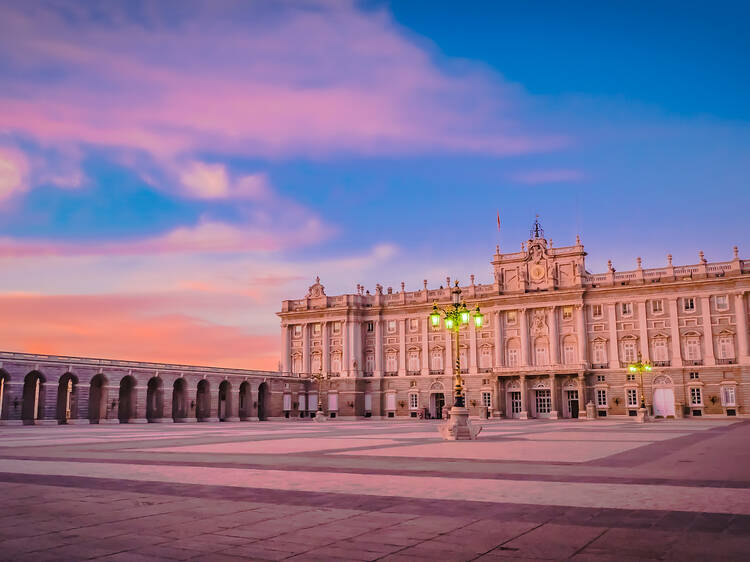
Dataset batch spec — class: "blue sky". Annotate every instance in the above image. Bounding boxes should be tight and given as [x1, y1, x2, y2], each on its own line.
[0, 0, 747, 367]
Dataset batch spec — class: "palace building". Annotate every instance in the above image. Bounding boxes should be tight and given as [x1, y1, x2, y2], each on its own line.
[279, 220, 749, 420]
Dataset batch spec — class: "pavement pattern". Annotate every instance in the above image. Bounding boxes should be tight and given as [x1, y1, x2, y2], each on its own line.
[1, 418, 750, 561]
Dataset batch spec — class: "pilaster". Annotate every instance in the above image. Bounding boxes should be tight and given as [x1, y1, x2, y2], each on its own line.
[637, 301, 650, 362]
[302, 323, 311, 375]
[494, 310, 504, 367]
[398, 319, 407, 376]
[469, 318, 478, 374]
[736, 292, 749, 359]
[374, 319, 383, 377]
[520, 308, 529, 367]
[548, 307, 559, 365]
[607, 304, 619, 367]
[700, 296, 715, 365]
[421, 317, 430, 376]
[575, 305, 587, 366]
[519, 374, 528, 419]
[668, 298, 683, 367]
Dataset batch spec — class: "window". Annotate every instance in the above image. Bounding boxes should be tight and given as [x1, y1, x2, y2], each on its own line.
[312, 323, 321, 335]
[562, 306, 573, 320]
[622, 341, 636, 362]
[563, 343, 576, 364]
[621, 302, 633, 316]
[683, 297, 695, 312]
[690, 387, 702, 406]
[408, 351, 420, 372]
[718, 336, 734, 359]
[431, 349, 443, 371]
[385, 352, 397, 372]
[366, 321, 374, 332]
[293, 325, 302, 337]
[292, 355, 302, 374]
[722, 386, 736, 407]
[596, 375, 605, 382]
[626, 373, 635, 381]
[592, 304, 603, 318]
[685, 338, 701, 360]
[535, 345, 548, 366]
[593, 341, 607, 364]
[535, 389, 551, 414]
[479, 347, 492, 369]
[596, 389, 607, 408]
[332, 322, 341, 335]
[715, 295, 728, 310]
[507, 348, 519, 367]
[311, 354, 322, 373]
[506, 311, 517, 325]
[626, 388, 638, 407]
[409, 393, 419, 409]
[409, 318, 418, 332]
[331, 353, 341, 373]
[651, 299, 663, 314]
[481, 392, 492, 408]
[653, 338, 668, 361]
[387, 320, 397, 333]
[365, 353, 375, 373]
[689, 371, 699, 380]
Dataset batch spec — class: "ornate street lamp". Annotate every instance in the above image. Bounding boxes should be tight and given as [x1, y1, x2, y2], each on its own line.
[310, 370, 328, 422]
[429, 281, 484, 440]
[627, 352, 652, 422]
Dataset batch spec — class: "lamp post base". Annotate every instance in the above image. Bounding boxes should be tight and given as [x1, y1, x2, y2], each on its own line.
[314, 410, 328, 422]
[439, 406, 481, 440]
[636, 407, 649, 423]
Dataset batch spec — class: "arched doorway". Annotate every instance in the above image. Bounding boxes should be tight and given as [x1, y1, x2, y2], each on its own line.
[196, 379, 210, 421]
[0, 370, 10, 421]
[89, 374, 108, 423]
[257, 382, 269, 421]
[56, 373, 78, 423]
[218, 380, 231, 421]
[172, 378, 188, 421]
[239, 381, 251, 421]
[146, 377, 163, 422]
[22, 371, 46, 424]
[118, 376, 137, 423]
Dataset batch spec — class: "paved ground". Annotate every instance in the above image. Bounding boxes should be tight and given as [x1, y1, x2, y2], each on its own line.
[1, 418, 750, 561]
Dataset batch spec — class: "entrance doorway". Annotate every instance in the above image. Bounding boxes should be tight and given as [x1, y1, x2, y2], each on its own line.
[430, 393, 445, 419]
[566, 390, 579, 419]
[510, 391, 522, 418]
[653, 388, 676, 417]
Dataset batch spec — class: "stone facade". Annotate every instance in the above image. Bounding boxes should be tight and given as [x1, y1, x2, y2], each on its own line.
[278, 224, 750, 420]
[0, 352, 307, 425]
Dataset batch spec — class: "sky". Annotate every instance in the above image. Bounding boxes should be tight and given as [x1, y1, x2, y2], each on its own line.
[0, 0, 748, 369]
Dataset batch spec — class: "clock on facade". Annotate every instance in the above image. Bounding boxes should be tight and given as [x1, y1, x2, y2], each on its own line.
[530, 264, 545, 281]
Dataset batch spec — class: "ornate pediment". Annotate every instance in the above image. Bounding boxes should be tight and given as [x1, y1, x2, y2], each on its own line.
[306, 276, 326, 298]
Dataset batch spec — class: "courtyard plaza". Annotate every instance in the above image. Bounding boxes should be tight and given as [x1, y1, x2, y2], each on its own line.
[0, 419, 749, 561]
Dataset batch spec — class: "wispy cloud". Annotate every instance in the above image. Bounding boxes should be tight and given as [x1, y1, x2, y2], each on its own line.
[510, 169, 584, 185]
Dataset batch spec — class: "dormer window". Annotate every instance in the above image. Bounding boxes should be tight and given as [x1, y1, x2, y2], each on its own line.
[621, 303, 633, 316]
[592, 304, 603, 318]
[293, 325, 302, 338]
[312, 323, 321, 335]
[683, 297, 695, 312]
[409, 318, 419, 332]
[387, 320, 397, 333]
[366, 321, 374, 333]
[715, 295, 728, 311]
[651, 299, 663, 314]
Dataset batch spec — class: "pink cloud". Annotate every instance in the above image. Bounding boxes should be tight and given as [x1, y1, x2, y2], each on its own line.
[0, 293, 280, 370]
[510, 169, 585, 184]
[0, 1, 564, 170]
[0, 147, 29, 202]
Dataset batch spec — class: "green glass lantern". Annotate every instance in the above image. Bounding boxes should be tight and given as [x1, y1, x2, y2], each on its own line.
[473, 306, 484, 328]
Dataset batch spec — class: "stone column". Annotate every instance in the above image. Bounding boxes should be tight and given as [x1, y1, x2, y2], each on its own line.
[206, 387, 220, 422]
[374, 319, 383, 377]
[398, 319, 407, 375]
[607, 304, 619, 367]
[668, 298, 683, 367]
[577, 373, 586, 419]
[302, 323, 311, 375]
[575, 305, 587, 366]
[520, 309, 529, 366]
[469, 317, 478, 374]
[132, 385, 149, 423]
[351, 320, 362, 377]
[637, 301, 650, 362]
[549, 374, 558, 419]
[700, 296, 715, 365]
[444, 329, 453, 376]
[225, 384, 240, 422]
[548, 307, 559, 365]
[494, 377, 503, 417]
[736, 292, 749, 359]
[494, 310, 504, 367]
[322, 321, 330, 375]
[159, 382, 174, 423]
[281, 325, 291, 375]
[519, 374, 528, 419]
[342, 319, 350, 377]
[421, 317, 430, 376]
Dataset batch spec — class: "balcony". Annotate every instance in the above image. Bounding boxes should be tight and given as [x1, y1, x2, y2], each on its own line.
[591, 363, 609, 369]
[384, 371, 398, 377]
[362, 371, 373, 377]
[717, 358, 736, 365]
[653, 360, 671, 367]
[479, 367, 494, 374]
[406, 370, 421, 376]
[429, 369, 443, 375]
[685, 359, 704, 366]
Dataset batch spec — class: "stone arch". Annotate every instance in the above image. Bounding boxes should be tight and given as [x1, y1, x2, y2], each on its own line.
[118, 375, 137, 423]
[146, 377, 164, 422]
[506, 379, 521, 391]
[653, 374, 674, 387]
[531, 378, 550, 390]
[172, 378, 188, 421]
[196, 379, 211, 421]
[257, 381, 270, 421]
[88, 373, 108, 423]
[0, 369, 10, 421]
[429, 380, 445, 391]
[22, 371, 46, 423]
[56, 372, 79, 423]
[239, 381, 251, 420]
[218, 380, 231, 421]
